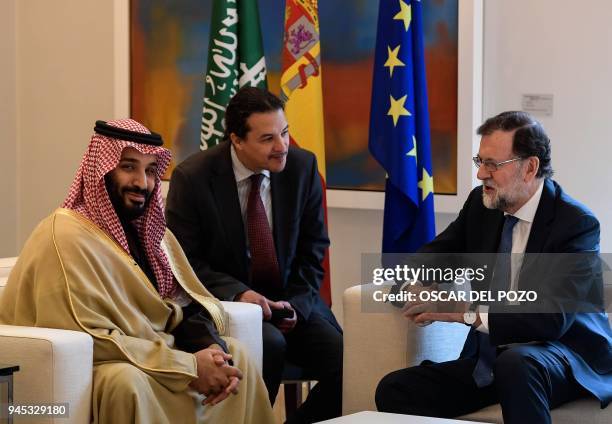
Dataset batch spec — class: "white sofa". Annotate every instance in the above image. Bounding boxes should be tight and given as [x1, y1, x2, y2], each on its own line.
[0, 257, 263, 424]
[343, 283, 612, 424]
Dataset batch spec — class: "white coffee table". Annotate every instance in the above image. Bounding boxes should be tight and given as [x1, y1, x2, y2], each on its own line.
[318, 411, 487, 423]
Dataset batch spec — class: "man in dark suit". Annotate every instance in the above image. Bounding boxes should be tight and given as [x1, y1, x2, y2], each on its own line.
[166, 87, 342, 423]
[375, 111, 612, 423]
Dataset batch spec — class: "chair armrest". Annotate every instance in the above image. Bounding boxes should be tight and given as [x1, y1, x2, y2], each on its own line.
[0, 324, 93, 424]
[342, 284, 470, 415]
[0, 257, 17, 279]
[221, 301, 263, 374]
[343, 285, 410, 415]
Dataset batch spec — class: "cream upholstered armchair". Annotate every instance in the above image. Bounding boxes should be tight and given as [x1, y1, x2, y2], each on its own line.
[0, 256, 264, 424]
[342, 283, 612, 424]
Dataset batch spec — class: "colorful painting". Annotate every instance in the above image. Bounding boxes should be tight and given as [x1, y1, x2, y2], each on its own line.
[131, 0, 458, 193]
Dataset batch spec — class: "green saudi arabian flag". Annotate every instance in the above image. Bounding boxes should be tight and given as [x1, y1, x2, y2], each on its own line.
[200, 0, 267, 149]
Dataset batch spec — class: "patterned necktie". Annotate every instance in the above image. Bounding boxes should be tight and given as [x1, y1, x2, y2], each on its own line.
[246, 174, 282, 290]
[472, 215, 519, 387]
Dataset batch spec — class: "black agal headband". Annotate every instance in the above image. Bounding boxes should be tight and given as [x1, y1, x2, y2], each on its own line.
[94, 120, 164, 146]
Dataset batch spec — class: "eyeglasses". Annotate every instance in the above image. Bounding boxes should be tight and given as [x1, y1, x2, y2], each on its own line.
[472, 156, 523, 172]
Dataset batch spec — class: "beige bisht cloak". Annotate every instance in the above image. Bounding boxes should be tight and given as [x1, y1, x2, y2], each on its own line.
[0, 209, 274, 424]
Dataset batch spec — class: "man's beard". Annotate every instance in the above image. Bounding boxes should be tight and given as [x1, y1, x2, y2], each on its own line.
[104, 175, 152, 221]
[481, 174, 529, 212]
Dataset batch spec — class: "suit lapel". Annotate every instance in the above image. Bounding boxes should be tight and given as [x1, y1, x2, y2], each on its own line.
[271, 172, 292, 284]
[210, 144, 248, 277]
[482, 212, 505, 253]
[515, 179, 555, 291]
[478, 211, 504, 291]
[525, 179, 555, 254]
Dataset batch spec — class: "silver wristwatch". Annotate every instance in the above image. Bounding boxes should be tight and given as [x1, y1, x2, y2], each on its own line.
[463, 303, 478, 326]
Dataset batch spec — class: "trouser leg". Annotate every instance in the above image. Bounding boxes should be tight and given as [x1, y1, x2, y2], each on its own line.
[494, 345, 586, 424]
[262, 321, 287, 404]
[284, 313, 343, 423]
[375, 358, 498, 418]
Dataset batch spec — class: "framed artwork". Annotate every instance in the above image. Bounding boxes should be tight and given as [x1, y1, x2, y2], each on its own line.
[130, 0, 461, 195]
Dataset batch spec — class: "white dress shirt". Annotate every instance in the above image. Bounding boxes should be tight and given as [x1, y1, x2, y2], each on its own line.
[477, 179, 545, 333]
[230, 145, 273, 253]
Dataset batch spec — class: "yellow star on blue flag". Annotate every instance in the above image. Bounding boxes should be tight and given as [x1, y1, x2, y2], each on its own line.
[384, 45, 405, 77]
[394, 0, 412, 31]
[388, 94, 412, 126]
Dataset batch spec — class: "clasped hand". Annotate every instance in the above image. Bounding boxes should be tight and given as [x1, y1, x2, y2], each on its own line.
[401, 282, 467, 325]
[190, 345, 243, 406]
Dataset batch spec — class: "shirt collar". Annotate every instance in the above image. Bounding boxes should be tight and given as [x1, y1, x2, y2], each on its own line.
[230, 144, 270, 183]
[507, 179, 544, 223]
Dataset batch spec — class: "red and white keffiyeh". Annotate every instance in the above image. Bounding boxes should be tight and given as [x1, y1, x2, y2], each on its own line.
[62, 119, 176, 298]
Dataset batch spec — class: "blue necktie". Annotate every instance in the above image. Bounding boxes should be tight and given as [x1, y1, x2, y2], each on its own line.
[472, 215, 519, 387]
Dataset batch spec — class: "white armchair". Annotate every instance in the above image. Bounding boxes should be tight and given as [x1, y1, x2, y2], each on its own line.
[0, 257, 263, 424]
[343, 283, 612, 424]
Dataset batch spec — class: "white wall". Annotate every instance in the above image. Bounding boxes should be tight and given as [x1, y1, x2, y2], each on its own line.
[328, 208, 383, 322]
[13, 0, 116, 252]
[0, 0, 18, 257]
[483, 0, 612, 252]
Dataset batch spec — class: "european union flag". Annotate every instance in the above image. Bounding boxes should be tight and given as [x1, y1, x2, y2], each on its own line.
[368, 0, 436, 253]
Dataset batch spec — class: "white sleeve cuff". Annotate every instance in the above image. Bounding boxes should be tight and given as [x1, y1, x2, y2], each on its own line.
[475, 305, 489, 333]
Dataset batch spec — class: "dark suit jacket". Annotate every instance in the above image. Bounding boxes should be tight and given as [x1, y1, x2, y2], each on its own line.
[166, 141, 338, 329]
[420, 179, 612, 405]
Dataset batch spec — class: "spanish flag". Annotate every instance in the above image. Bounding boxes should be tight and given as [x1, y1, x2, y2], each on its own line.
[281, 0, 331, 306]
